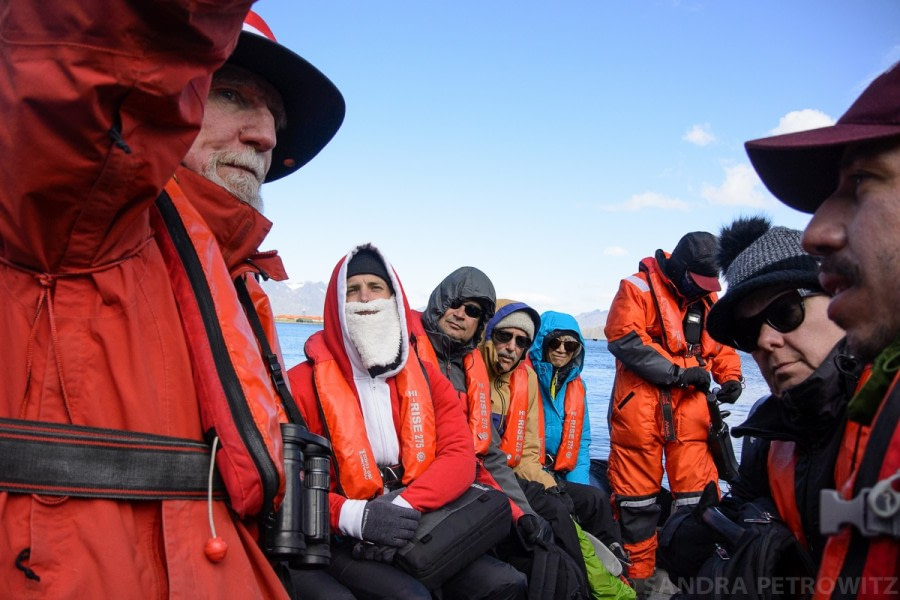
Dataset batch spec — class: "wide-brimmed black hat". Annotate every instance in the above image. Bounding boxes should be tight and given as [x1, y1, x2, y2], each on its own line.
[745, 61, 900, 214]
[228, 11, 345, 182]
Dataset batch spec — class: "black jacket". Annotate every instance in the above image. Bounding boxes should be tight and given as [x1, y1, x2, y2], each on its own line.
[726, 338, 861, 562]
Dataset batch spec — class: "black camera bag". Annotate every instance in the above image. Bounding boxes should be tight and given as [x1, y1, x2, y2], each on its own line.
[394, 482, 512, 588]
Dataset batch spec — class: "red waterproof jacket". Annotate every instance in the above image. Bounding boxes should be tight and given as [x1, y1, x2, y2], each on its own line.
[0, 3, 288, 598]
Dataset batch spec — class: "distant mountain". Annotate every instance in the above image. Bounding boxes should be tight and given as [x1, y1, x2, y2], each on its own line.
[261, 279, 609, 337]
[575, 309, 608, 340]
[260, 279, 326, 317]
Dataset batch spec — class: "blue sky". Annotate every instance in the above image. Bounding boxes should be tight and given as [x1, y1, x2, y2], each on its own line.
[258, 1, 900, 315]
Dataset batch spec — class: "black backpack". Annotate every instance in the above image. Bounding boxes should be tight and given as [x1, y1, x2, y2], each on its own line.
[680, 499, 816, 600]
[524, 538, 590, 600]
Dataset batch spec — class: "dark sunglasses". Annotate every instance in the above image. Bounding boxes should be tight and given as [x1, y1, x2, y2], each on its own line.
[448, 299, 483, 320]
[492, 329, 531, 350]
[732, 289, 817, 352]
[547, 338, 581, 353]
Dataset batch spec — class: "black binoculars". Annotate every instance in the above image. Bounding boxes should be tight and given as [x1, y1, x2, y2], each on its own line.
[263, 423, 332, 567]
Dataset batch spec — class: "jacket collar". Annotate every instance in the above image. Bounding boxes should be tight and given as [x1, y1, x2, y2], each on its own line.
[172, 166, 286, 280]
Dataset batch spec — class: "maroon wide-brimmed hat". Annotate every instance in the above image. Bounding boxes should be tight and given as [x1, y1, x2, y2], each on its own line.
[745, 62, 900, 214]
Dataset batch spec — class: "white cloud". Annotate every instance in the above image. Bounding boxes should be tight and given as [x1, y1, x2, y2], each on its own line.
[602, 192, 690, 212]
[683, 123, 716, 146]
[769, 109, 834, 136]
[702, 163, 769, 207]
[603, 246, 627, 257]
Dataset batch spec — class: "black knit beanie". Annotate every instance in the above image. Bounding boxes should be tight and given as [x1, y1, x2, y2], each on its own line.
[346, 248, 394, 293]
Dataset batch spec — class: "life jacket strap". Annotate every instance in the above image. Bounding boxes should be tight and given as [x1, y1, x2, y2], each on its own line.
[0, 418, 225, 500]
[380, 464, 405, 492]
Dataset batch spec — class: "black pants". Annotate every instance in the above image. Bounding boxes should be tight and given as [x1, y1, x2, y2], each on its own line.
[565, 480, 622, 548]
[291, 541, 526, 600]
[517, 478, 586, 573]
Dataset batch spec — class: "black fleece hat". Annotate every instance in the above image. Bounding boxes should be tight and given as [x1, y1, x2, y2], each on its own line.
[346, 248, 394, 293]
[660, 231, 722, 292]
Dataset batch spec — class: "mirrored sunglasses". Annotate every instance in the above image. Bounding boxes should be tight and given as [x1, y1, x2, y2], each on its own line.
[492, 329, 531, 350]
[448, 298, 483, 320]
[732, 289, 816, 352]
[547, 338, 581, 353]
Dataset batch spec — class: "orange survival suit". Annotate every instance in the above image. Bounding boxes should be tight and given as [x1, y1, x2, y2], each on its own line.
[605, 254, 742, 579]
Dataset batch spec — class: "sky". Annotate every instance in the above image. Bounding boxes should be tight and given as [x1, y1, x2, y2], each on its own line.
[257, 0, 900, 316]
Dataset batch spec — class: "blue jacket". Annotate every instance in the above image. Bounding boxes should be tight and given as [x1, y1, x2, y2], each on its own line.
[528, 311, 591, 484]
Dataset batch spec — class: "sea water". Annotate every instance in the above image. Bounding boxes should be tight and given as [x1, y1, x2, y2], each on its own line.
[277, 322, 770, 479]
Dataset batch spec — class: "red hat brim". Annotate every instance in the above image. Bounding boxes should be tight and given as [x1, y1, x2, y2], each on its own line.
[688, 271, 722, 293]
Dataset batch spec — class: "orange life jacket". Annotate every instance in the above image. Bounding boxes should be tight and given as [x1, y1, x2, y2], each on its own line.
[767, 440, 809, 549]
[463, 351, 493, 456]
[498, 365, 530, 467]
[548, 377, 586, 473]
[410, 325, 492, 456]
[151, 180, 286, 517]
[638, 255, 718, 359]
[305, 334, 437, 500]
[814, 367, 900, 600]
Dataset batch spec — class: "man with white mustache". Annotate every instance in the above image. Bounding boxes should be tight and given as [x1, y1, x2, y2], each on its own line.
[288, 244, 527, 600]
[745, 62, 900, 599]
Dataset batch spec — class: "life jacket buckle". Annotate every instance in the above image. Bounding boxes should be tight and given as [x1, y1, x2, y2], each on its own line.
[380, 464, 404, 492]
[820, 474, 900, 538]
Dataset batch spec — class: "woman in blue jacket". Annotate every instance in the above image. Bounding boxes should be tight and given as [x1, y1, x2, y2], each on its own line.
[529, 311, 625, 568]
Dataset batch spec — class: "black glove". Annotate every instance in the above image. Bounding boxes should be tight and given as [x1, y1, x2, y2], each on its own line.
[716, 379, 743, 404]
[676, 366, 711, 393]
[516, 514, 554, 547]
[353, 541, 399, 563]
[360, 495, 421, 547]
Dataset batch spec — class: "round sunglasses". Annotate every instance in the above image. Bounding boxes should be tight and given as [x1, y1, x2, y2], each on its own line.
[547, 338, 581, 353]
[492, 329, 531, 350]
[732, 289, 819, 352]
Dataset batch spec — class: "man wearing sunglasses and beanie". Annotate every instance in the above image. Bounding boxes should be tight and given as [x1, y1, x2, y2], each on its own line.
[661, 216, 860, 586]
[481, 301, 634, 597]
[744, 61, 900, 599]
[604, 231, 744, 593]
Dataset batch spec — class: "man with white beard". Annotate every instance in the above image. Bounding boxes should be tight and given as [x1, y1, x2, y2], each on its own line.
[287, 244, 528, 600]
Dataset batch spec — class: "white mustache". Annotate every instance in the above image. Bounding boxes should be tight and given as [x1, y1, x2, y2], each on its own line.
[215, 150, 266, 183]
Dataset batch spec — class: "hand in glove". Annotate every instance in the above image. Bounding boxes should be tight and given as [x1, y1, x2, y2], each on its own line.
[516, 514, 554, 547]
[676, 366, 711, 393]
[353, 541, 398, 563]
[361, 495, 421, 547]
[716, 379, 743, 404]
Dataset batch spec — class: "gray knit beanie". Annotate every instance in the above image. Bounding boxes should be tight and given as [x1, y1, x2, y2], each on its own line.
[493, 310, 536, 340]
[706, 216, 822, 346]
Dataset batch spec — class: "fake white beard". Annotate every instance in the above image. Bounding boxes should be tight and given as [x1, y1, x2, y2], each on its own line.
[345, 297, 402, 371]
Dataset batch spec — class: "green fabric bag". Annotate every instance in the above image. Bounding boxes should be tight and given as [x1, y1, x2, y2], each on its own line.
[573, 521, 636, 600]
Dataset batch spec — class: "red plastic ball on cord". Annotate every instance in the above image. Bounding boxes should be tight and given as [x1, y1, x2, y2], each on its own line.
[205, 536, 228, 562]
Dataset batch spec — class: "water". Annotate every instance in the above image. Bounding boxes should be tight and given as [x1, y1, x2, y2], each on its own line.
[277, 322, 769, 474]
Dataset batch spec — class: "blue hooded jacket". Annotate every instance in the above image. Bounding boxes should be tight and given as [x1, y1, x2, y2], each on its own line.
[527, 311, 591, 484]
